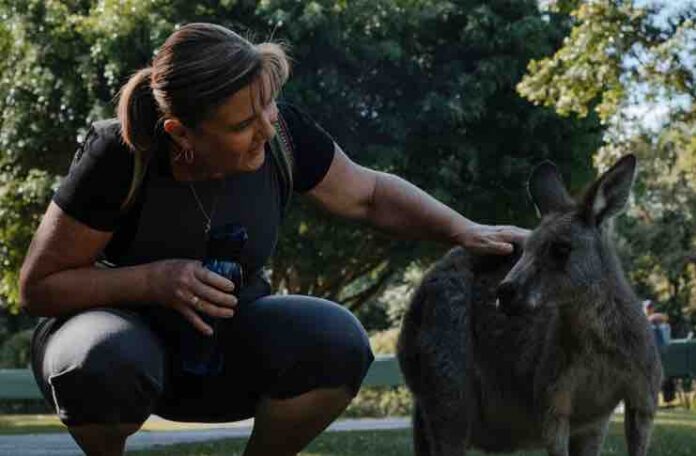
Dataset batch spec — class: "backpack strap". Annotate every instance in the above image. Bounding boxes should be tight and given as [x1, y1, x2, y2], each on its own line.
[269, 113, 295, 216]
[120, 147, 149, 212]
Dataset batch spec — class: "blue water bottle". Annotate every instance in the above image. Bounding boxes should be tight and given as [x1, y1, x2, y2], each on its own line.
[180, 223, 248, 376]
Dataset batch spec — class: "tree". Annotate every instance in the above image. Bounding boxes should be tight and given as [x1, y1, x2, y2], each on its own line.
[267, 0, 602, 309]
[518, 0, 696, 331]
[0, 0, 601, 316]
[599, 122, 696, 335]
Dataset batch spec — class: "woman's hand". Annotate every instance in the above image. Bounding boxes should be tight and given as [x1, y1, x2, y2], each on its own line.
[147, 259, 238, 335]
[457, 223, 530, 255]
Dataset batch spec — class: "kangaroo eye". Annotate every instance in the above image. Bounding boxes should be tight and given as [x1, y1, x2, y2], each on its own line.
[549, 241, 572, 261]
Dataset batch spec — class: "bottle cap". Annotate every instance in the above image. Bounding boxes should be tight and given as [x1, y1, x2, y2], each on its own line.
[205, 223, 248, 261]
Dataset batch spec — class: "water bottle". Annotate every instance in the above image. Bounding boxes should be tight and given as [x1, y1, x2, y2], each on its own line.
[180, 223, 248, 376]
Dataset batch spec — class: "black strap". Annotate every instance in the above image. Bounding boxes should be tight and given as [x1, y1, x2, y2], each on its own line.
[269, 113, 296, 215]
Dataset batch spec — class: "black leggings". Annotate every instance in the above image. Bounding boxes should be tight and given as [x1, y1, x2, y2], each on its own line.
[30, 294, 374, 426]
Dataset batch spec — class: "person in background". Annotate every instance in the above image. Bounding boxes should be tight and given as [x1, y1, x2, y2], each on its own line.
[644, 299, 671, 347]
[643, 299, 676, 403]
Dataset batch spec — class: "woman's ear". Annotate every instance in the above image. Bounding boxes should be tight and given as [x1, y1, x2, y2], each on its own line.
[163, 118, 193, 150]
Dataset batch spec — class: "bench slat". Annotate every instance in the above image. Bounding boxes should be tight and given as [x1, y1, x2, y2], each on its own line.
[2, 341, 694, 400]
[0, 369, 42, 400]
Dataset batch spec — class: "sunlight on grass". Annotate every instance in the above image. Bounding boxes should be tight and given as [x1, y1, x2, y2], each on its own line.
[0, 414, 66, 435]
[0, 414, 250, 434]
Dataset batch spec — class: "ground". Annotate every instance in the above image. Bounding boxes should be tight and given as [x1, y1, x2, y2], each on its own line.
[2, 408, 696, 455]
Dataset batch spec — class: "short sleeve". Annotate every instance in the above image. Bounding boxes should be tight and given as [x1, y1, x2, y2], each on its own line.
[278, 103, 336, 193]
[52, 120, 134, 231]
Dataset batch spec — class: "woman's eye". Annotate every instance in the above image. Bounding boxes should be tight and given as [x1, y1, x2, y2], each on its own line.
[549, 241, 572, 261]
[230, 121, 252, 132]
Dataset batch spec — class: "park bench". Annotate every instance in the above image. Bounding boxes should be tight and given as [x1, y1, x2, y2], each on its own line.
[0, 340, 693, 401]
[0, 354, 405, 401]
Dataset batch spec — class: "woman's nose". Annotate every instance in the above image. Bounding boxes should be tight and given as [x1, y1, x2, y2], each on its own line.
[257, 104, 278, 140]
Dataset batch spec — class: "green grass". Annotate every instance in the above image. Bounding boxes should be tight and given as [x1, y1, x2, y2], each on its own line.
[128, 409, 696, 455]
[3, 409, 696, 455]
[0, 414, 67, 435]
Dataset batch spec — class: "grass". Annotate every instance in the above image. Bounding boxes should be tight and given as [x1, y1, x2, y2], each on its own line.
[0, 414, 254, 435]
[0, 414, 66, 435]
[4, 409, 696, 455]
[127, 408, 696, 455]
[130, 429, 413, 456]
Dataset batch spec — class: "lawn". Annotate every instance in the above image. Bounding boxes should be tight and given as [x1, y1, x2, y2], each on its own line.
[128, 409, 696, 455]
[0, 414, 67, 435]
[2, 409, 696, 455]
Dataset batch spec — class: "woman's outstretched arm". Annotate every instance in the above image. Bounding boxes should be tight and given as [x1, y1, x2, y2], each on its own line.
[307, 144, 529, 255]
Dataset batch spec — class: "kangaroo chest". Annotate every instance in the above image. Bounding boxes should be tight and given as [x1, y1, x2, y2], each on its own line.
[547, 355, 625, 424]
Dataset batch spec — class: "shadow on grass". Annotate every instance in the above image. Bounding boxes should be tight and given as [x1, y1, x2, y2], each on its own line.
[2, 409, 696, 454]
[128, 409, 696, 456]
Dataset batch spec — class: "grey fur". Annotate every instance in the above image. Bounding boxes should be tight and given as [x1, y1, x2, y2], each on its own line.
[397, 155, 662, 456]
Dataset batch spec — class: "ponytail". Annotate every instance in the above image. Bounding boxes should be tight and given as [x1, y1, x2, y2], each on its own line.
[117, 67, 159, 153]
[116, 67, 158, 210]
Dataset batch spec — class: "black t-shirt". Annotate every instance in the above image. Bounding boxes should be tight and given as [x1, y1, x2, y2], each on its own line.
[53, 103, 335, 276]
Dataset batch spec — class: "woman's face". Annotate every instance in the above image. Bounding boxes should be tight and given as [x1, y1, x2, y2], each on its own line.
[172, 76, 279, 179]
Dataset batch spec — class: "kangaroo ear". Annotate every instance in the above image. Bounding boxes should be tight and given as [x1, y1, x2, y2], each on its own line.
[528, 161, 575, 218]
[581, 154, 637, 226]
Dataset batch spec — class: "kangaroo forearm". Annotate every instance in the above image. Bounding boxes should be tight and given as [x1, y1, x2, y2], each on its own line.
[22, 264, 154, 317]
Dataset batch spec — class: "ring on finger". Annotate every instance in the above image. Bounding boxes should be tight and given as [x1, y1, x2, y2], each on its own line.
[191, 295, 203, 311]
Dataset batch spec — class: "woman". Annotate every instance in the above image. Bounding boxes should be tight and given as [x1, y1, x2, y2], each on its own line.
[20, 23, 528, 456]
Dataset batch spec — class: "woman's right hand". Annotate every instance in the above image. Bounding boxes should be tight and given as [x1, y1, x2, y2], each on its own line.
[147, 259, 238, 336]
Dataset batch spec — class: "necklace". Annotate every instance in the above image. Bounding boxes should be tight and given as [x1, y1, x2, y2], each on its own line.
[188, 180, 225, 235]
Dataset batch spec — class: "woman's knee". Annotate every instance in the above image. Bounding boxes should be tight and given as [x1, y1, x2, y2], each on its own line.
[42, 308, 165, 425]
[255, 296, 374, 398]
[315, 302, 375, 376]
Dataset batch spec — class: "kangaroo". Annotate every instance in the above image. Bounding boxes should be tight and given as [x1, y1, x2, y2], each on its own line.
[397, 154, 662, 456]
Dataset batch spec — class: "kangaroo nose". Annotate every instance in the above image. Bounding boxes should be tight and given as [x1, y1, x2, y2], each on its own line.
[496, 281, 517, 308]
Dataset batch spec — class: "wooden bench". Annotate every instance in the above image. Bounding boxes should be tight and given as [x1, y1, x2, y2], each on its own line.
[0, 354, 405, 401]
[660, 338, 696, 378]
[1, 341, 693, 401]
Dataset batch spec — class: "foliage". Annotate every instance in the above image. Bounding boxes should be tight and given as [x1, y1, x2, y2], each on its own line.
[353, 263, 424, 331]
[343, 385, 412, 418]
[268, 0, 602, 307]
[601, 122, 696, 334]
[518, 0, 696, 329]
[518, 0, 695, 124]
[0, 329, 32, 368]
[0, 171, 59, 308]
[0, 0, 601, 315]
[369, 327, 400, 354]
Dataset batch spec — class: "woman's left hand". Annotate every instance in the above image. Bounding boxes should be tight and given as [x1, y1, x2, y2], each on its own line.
[457, 223, 530, 255]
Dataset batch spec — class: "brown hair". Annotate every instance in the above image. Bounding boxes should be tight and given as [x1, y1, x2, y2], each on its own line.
[116, 23, 290, 206]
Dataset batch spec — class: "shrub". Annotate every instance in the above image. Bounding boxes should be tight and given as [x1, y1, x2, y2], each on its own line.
[0, 329, 33, 368]
[344, 385, 412, 418]
[370, 328, 400, 355]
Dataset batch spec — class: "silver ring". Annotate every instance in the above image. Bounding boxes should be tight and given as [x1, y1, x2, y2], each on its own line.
[191, 295, 202, 311]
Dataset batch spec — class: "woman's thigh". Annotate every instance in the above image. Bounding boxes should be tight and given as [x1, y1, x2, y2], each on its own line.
[31, 307, 167, 426]
[154, 294, 374, 423]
